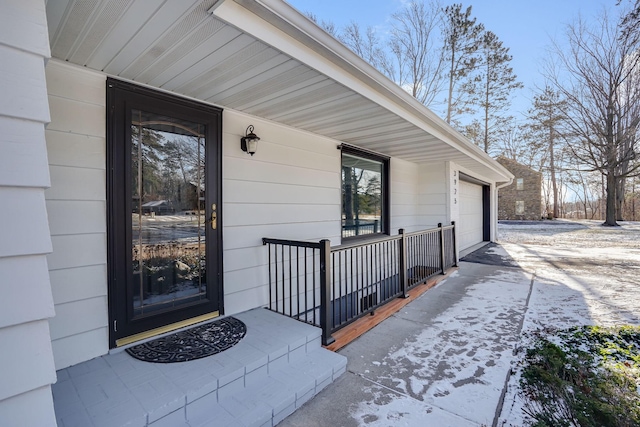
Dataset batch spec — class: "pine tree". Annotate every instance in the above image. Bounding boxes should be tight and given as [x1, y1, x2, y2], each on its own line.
[474, 31, 523, 154]
[527, 87, 568, 218]
[442, 3, 484, 124]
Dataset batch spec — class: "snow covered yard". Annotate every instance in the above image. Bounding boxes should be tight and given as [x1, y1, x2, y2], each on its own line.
[497, 220, 640, 426]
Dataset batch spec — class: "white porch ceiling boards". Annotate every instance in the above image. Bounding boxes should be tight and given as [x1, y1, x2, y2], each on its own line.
[45, 0, 511, 182]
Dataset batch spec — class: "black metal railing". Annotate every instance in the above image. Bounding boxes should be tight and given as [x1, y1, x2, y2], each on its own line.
[331, 234, 402, 331]
[341, 219, 380, 237]
[263, 222, 457, 345]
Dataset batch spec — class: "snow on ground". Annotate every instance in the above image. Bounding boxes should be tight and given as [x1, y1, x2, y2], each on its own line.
[350, 266, 533, 426]
[351, 220, 640, 427]
[497, 220, 640, 426]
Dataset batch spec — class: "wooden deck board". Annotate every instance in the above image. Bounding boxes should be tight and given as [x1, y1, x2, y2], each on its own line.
[325, 268, 457, 352]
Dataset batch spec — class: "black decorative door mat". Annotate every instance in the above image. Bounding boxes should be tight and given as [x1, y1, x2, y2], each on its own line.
[126, 317, 246, 363]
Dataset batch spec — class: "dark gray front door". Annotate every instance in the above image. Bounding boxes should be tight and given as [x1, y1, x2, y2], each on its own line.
[107, 79, 223, 347]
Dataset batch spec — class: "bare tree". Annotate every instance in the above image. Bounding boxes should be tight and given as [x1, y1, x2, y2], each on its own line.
[496, 121, 524, 161]
[442, 4, 484, 124]
[545, 9, 640, 225]
[306, 12, 338, 37]
[498, 121, 549, 173]
[341, 22, 392, 77]
[310, 2, 447, 108]
[387, 0, 446, 107]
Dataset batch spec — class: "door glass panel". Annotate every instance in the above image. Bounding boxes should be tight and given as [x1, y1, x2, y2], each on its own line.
[131, 109, 207, 317]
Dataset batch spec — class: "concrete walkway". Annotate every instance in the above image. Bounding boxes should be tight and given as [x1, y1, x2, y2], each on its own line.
[278, 260, 534, 427]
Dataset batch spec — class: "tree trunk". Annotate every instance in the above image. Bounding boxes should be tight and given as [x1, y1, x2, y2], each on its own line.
[601, 174, 606, 221]
[604, 171, 618, 226]
[446, 47, 455, 124]
[483, 80, 489, 153]
[549, 126, 558, 218]
[615, 176, 625, 221]
[633, 180, 637, 221]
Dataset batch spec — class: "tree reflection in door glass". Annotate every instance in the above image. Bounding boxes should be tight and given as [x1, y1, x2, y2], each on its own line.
[131, 110, 207, 317]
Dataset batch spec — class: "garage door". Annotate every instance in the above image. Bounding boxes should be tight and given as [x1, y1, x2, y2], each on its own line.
[458, 180, 484, 250]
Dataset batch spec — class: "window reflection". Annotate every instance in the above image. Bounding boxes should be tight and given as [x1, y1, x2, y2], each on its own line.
[131, 110, 207, 316]
[342, 153, 384, 238]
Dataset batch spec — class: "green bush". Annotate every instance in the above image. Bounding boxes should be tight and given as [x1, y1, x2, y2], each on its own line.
[519, 326, 640, 427]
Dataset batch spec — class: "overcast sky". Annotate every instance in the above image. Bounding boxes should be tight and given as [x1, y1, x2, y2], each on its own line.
[286, 0, 620, 120]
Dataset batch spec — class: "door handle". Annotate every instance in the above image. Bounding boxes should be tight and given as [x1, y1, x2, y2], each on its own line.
[210, 204, 217, 230]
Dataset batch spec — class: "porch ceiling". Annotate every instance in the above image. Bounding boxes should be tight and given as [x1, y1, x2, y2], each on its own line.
[46, 0, 511, 182]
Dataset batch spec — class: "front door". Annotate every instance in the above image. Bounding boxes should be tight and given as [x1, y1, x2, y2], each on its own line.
[107, 79, 223, 347]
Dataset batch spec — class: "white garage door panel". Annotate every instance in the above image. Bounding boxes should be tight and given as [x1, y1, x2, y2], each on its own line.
[459, 180, 484, 250]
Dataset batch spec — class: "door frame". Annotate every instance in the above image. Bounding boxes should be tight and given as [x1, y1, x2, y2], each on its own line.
[106, 78, 224, 348]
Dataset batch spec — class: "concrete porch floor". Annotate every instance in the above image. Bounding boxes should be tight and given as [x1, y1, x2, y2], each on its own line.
[52, 308, 347, 427]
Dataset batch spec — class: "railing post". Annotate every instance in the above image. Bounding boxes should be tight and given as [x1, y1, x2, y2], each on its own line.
[319, 239, 335, 346]
[398, 229, 408, 298]
[439, 222, 446, 274]
[451, 221, 458, 267]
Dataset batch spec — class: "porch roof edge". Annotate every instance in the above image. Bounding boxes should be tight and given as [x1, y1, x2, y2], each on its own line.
[217, 0, 513, 183]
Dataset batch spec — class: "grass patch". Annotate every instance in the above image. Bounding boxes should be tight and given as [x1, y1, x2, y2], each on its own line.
[519, 325, 640, 427]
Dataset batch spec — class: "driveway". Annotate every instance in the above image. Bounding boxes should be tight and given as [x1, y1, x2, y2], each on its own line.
[278, 220, 640, 427]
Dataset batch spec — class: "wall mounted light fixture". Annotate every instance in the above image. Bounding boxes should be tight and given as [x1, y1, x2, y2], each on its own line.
[240, 125, 260, 156]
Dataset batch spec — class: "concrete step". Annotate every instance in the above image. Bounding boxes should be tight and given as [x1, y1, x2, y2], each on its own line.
[52, 308, 347, 427]
[183, 350, 347, 427]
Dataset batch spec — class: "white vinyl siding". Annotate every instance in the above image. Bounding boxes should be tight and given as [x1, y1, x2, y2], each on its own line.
[391, 158, 420, 233]
[458, 180, 484, 250]
[0, 1, 57, 425]
[45, 60, 108, 370]
[222, 112, 341, 314]
[418, 162, 448, 229]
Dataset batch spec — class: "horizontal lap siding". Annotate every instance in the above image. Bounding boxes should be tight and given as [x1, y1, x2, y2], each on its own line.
[0, 1, 57, 425]
[391, 158, 420, 233]
[44, 60, 108, 370]
[222, 112, 341, 314]
[418, 162, 447, 228]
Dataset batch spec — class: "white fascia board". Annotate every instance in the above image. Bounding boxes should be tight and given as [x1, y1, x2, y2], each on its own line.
[213, 0, 512, 182]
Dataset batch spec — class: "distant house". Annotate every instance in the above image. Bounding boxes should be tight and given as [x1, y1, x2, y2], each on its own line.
[497, 157, 543, 220]
[139, 200, 174, 215]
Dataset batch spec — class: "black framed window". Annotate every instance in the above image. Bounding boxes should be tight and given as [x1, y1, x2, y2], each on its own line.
[341, 145, 389, 239]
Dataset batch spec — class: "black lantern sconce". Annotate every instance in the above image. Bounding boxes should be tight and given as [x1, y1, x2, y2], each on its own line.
[240, 125, 260, 156]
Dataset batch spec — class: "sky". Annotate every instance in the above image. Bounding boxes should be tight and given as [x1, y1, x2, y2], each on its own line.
[286, 0, 620, 121]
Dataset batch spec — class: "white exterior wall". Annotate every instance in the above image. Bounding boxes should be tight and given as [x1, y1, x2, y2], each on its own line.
[0, 1, 57, 425]
[418, 162, 448, 228]
[45, 61, 108, 370]
[222, 112, 341, 315]
[390, 158, 420, 233]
